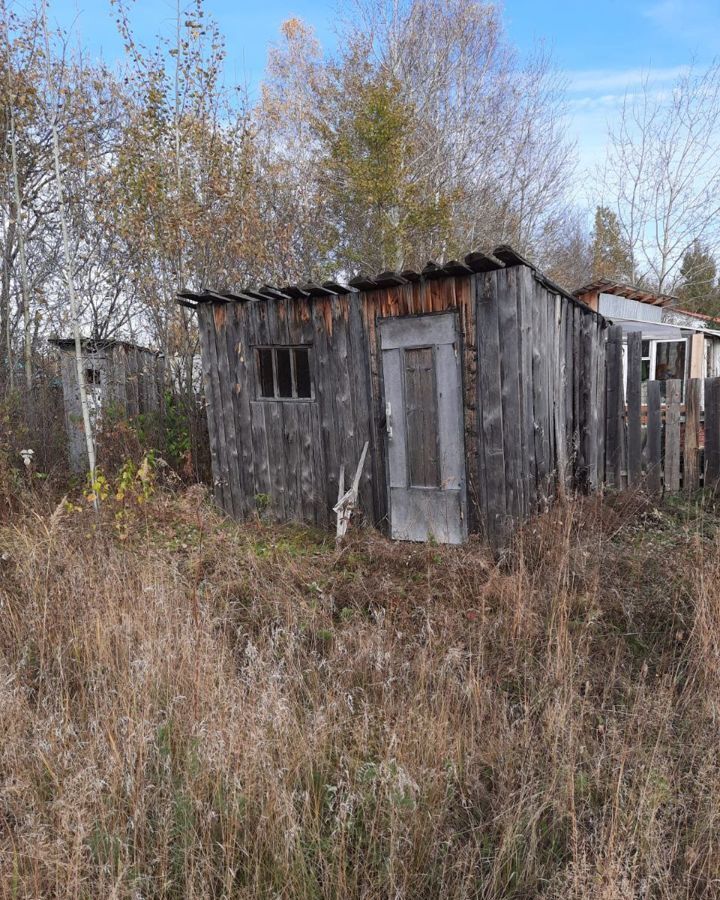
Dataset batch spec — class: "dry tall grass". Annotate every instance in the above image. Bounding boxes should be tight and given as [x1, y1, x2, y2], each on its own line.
[2, 483, 720, 898]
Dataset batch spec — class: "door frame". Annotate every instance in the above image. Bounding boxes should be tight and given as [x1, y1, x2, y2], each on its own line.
[376, 309, 469, 543]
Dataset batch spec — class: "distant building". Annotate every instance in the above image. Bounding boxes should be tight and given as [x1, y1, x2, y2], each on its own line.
[574, 279, 720, 401]
[49, 337, 164, 471]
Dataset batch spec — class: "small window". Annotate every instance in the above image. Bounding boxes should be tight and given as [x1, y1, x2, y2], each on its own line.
[85, 367, 100, 386]
[256, 346, 313, 400]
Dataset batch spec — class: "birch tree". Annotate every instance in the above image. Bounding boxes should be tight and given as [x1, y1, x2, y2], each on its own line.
[41, 4, 96, 481]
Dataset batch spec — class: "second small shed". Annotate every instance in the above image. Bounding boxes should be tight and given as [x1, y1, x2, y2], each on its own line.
[179, 246, 607, 545]
[50, 337, 164, 472]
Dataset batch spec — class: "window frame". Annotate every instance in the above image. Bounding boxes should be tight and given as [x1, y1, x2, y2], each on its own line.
[623, 335, 689, 403]
[254, 344, 315, 402]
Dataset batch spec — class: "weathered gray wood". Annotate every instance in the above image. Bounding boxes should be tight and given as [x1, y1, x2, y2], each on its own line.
[196, 305, 226, 511]
[564, 302, 574, 481]
[605, 324, 625, 489]
[207, 308, 236, 516]
[626, 331, 642, 485]
[517, 267, 536, 510]
[346, 295, 376, 522]
[581, 309, 599, 490]
[476, 272, 507, 543]
[684, 377, 701, 492]
[531, 277, 548, 502]
[227, 304, 256, 517]
[380, 312, 457, 348]
[646, 380, 662, 494]
[265, 399, 287, 519]
[664, 379, 681, 492]
[380, 311, 466, 544]
[248, 398, 269, 495]
[596, 321, 607, 486]
[705, 377, 720, 485]
[553, 294, 569, 493]
[404, 346, 440, 486]
[213, 306, 243, 519]
[497, 267, 524, 521]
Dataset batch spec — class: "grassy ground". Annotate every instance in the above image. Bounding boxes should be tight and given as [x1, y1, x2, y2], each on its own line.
[2, 475, 720, 898]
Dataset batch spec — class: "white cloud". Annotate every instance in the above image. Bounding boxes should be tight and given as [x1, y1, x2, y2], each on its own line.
[565, 65, 688, 94]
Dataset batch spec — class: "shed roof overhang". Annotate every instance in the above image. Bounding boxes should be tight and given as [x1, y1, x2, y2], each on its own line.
[177, 244, 602, 320]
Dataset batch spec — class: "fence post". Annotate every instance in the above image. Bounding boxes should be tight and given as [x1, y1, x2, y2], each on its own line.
[664, 379, 681, 492]
[626, 332, 642, 485]
[705, 377, 720, 486]
[646, 381, 662, 494]
[605, 324, 625, 488]
[684, 378, 701, 492]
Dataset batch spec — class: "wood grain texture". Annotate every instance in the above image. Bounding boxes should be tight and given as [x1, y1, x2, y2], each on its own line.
[664, 379, 681, 492]
[684, 378, 701, 492]
[626, 332, 642, 485]
[646, 380, 662, 494]
[705, 377, 720, 485]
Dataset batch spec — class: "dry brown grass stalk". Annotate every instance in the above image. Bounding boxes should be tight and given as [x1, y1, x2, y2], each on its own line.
[1, 482, 720, 898]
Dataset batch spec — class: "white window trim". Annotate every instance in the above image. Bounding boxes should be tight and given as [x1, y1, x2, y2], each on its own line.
[622, 336, 689, 399]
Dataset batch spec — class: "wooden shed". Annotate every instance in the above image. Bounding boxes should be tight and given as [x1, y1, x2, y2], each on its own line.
[50, 337, 164, 472]
[179, 246, 607, 545]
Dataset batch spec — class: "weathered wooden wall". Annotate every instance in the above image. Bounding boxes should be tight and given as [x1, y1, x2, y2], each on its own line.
[196, 259, 607, 544]
[55, 340, 163, 472]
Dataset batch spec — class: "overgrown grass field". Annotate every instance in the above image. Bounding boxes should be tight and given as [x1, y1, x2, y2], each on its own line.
[2, 470, 720, 897]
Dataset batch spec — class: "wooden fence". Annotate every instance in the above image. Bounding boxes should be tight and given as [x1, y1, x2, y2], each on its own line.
[604, 324, 720, 493]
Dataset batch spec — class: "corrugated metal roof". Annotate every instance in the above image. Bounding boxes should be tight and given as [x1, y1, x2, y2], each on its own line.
[177, 245, 600, 316]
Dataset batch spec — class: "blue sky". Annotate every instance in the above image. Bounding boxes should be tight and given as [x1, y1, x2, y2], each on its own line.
[48, 0, 720, 182]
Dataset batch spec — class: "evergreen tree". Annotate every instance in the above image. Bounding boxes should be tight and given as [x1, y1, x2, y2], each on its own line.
[591, 206, 633, 281]
[678, 239, 719, 313]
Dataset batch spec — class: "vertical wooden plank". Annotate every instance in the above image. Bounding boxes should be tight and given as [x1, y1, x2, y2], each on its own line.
[346, 293, 376, 523]
[213, 305, 243, 520]
[497, 267, 524, 523]
[664, 379, 681, 492]
[563, 302, 574, 485]
[646, 380, 662, 494]
[596, 320, 607, 487]
[475, 271, 506, 543]
[231, 303, 258, 517]
[404, 347, 440, 486]
[459, 275, 480, 534]
[517, 268, 536, 511]
[196, 304, 226, 511]
[531, 278, 548, 502]
[581, 309, 599, 491]
[604, 324, 625, 489]
[684, 377, 702, 492]
[704, 377, 720, 485]
[573, 304, 582, 485]
[265, 399, 287, 520]
[363, 293, 386, 527]
[626, 331, 643, 485]
[553, 294, 569, 493]
[542, 284, 555, 495]
[690, 333, 705, 379]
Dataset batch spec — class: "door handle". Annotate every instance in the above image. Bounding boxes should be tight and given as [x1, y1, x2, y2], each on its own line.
[385, 401, 393, 439]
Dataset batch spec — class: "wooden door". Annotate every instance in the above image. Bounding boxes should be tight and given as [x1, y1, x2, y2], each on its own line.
[380, 312, 467, 544]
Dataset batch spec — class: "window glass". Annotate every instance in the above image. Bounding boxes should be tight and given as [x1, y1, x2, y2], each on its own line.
[256, 346, 312, 400]
[294, 347, 312, 398]
[275, 348, 293, 397]
[655, 341, 685, 382]
[257, 348, 275, 398]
